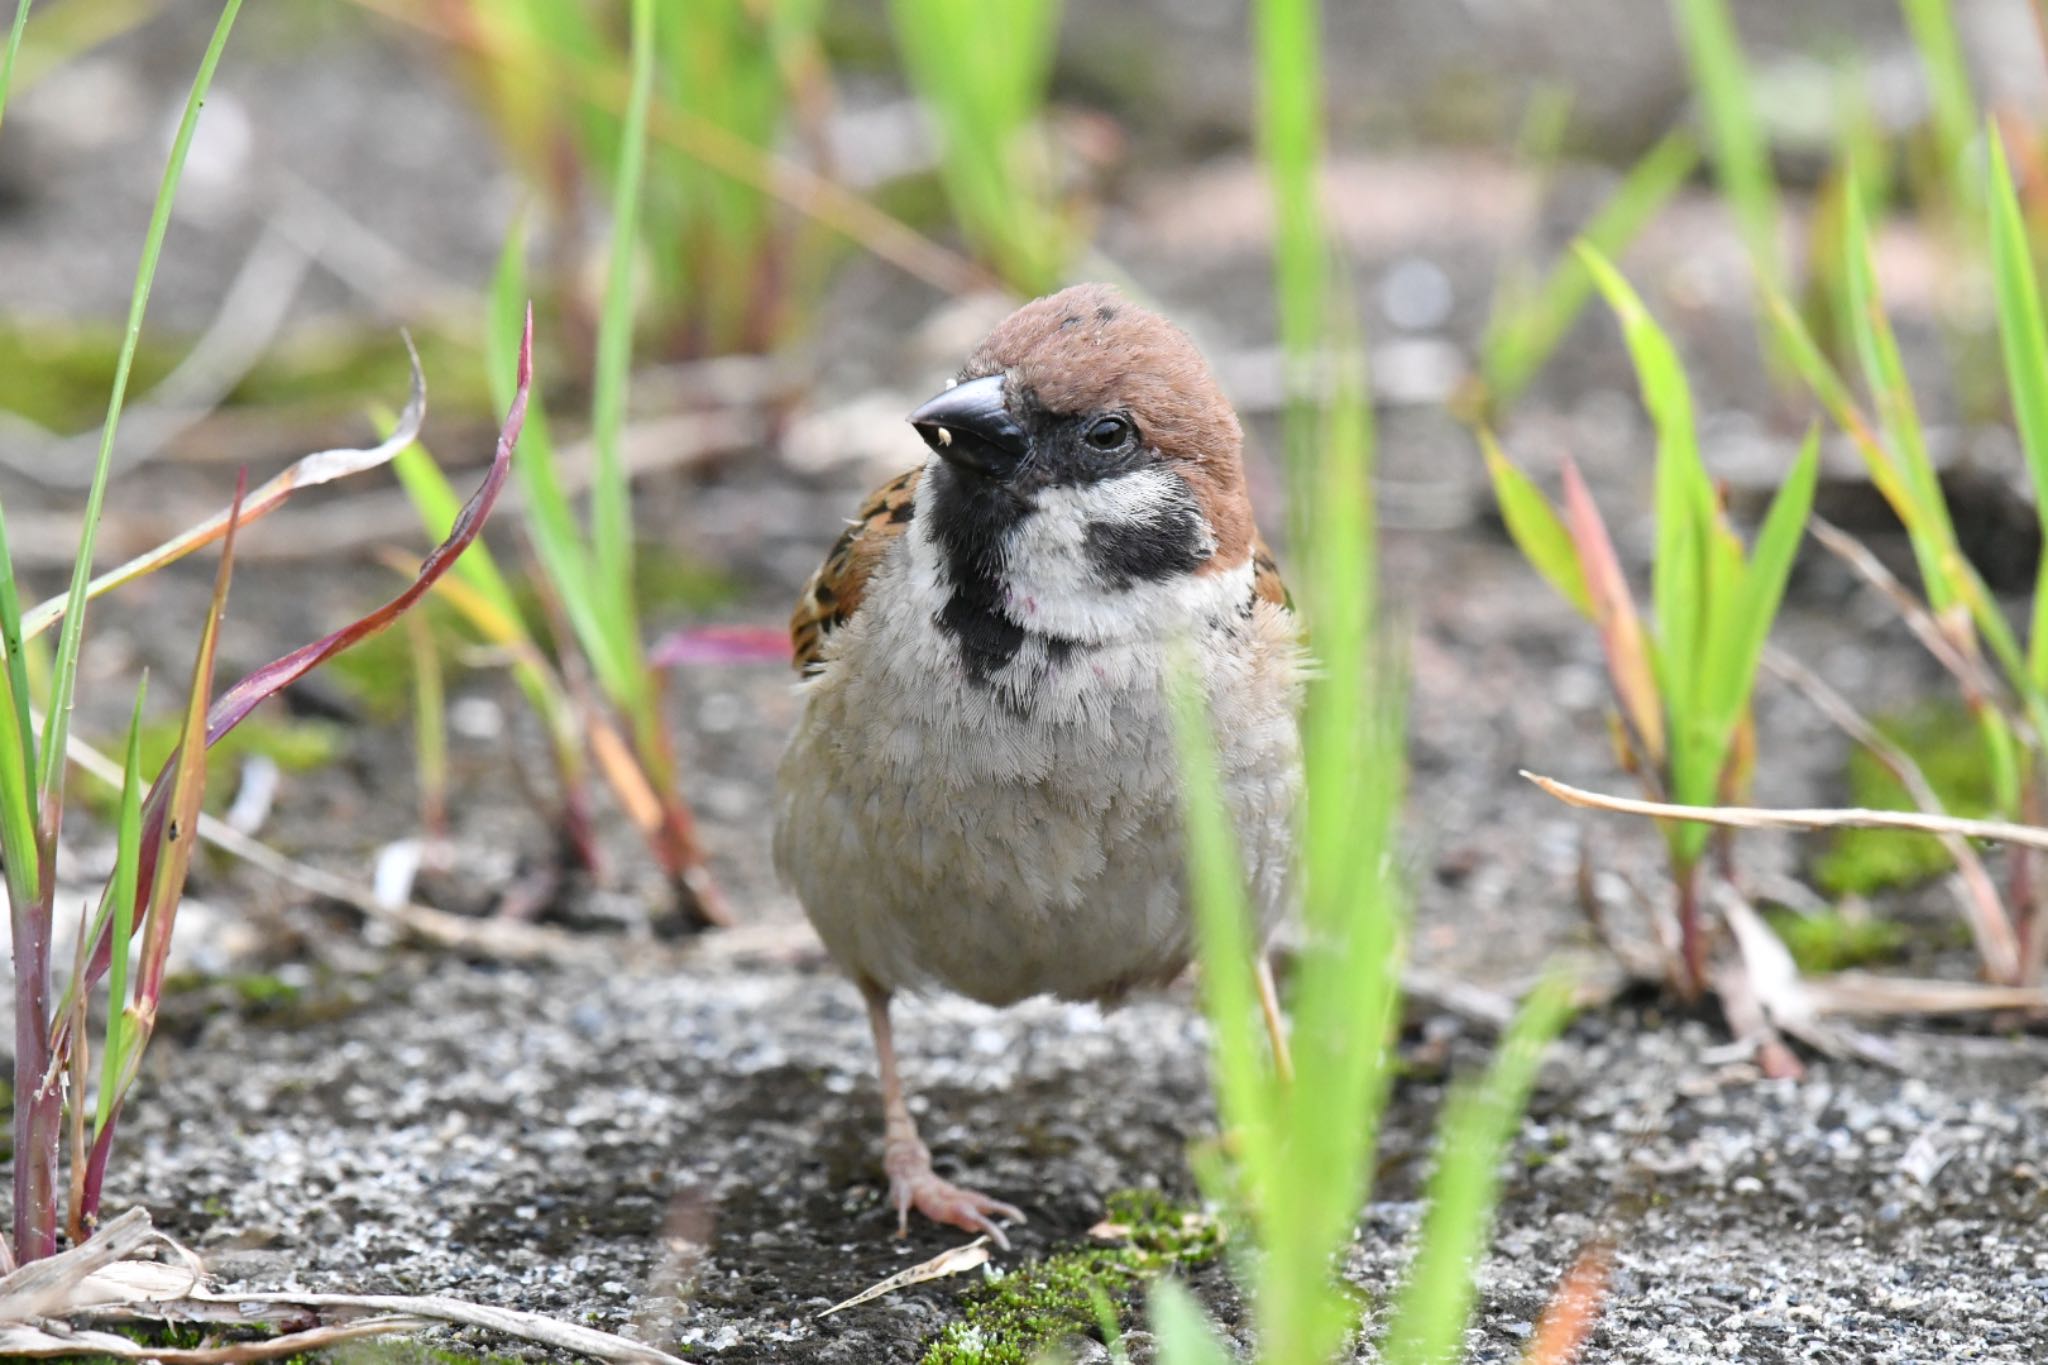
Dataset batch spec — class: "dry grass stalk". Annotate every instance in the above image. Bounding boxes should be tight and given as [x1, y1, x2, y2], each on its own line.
[0, 1208, 688, 1364]
[1763, 646, 2021, 983]
[1808, 519, 2004, 712]
[1525, 772, 2048, 853]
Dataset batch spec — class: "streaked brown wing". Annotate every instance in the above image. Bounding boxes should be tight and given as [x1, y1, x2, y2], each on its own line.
[790, 466, 922, 676]
[1251, 531, 1291, 610]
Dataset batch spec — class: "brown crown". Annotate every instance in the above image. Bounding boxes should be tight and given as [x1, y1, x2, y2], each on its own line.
[965, 284, 1252, 569]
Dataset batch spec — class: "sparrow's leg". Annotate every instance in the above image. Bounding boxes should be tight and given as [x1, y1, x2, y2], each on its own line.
[860, 980, 1026, 1249]
[1256, 955, 1294, 1084]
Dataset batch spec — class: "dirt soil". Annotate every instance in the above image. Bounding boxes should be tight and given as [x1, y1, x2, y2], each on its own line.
[5, 3, 2048, 1363]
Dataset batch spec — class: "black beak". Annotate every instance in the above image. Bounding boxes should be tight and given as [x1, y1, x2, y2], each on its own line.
[909, 374, 1026, 479]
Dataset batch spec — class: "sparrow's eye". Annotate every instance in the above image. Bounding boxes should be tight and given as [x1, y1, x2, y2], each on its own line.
[1085, 415, 1132, 450]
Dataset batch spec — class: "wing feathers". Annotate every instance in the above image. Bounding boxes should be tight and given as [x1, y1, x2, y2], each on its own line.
[790, 466, 922, 675]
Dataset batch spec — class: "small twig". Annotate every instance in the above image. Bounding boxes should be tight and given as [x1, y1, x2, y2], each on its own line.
[60, 728, 610, 966]
[188, 1289, 685, 1364]
[1809, 518, 2008, 717]
[1800, 972, 2048, 1016]
[1525, 772, 2048, 853]
[1764, 646, 2022, 984]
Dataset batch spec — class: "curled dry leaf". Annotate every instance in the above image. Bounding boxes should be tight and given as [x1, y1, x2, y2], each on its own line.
[0, 1207, 159, 1321]
[19, 337, 429, 643]
[0, 1207, 687, 1365]
[817, 1237, 993, 1318]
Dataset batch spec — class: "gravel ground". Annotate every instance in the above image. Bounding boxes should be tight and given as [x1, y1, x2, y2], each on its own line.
[110, 951, 2048, 1364]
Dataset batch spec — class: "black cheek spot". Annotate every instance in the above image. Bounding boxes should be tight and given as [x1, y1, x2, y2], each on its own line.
[812, 583, 837, 608]
[1096, 304, 1117, 322]
[1083, 501, 1208, 590]
[888, 500, 916, 524]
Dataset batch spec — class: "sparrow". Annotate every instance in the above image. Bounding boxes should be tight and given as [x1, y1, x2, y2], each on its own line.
[774, 283, 1303, 1247]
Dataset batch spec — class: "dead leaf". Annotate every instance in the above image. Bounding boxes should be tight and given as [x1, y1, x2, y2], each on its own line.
[817, 1238, 992, 1318]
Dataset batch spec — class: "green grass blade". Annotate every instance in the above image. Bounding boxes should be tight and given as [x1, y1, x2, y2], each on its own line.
[1986, 129, 2048, 688]
[1760, 280, 1921, 518]
[0, 618, 38, 907]
[1900, 0, 1979, 224]
[1481, 430, 1594, 618]
[0, 0, 31, 136]
[1147, 1276, 1232, 1365]
[1671, 0, 1782, 293]
[588, 0, 656, 687]
[94, 675, 147, 1137]
[1255, 5, 1407, 1359]
[36, 0, 243, 817]
[1380, 978, 1574, 1365]
[486, 223, 635, 702]
[890, 0, 1063, 291]
[409, 610, 446, 836]
[1255, 0, 1328, 503]
[1480, 128, 1698, 410]
[1166, 651, 1279, 1204]
[1842, 184, 1958, 609]
[0, 496, 39, 899]
[1579, 244, 1715, 719]
[1716, 429, 1820, 731]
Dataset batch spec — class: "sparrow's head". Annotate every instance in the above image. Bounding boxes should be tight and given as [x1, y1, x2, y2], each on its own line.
[906, 285, 1252, 634]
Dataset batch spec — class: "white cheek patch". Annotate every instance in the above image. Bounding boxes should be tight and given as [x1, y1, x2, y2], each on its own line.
[1003, 468, 1236, 643]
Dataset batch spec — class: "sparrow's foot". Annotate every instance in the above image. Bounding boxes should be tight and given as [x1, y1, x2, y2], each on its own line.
[884, 1140, 1024, 1249]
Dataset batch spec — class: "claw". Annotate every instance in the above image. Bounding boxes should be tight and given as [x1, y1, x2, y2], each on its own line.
[883, 1141, 1024, 1249]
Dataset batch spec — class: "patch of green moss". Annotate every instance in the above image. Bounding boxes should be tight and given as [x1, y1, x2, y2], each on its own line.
[1813, 701, 2000, 896]
[0, 323, 490, 435]
[162, 969, 304, 1009]
[636, 547, 745, 616]
[0, 326, 183, 430]
[920, 1190, 1223, 1365]
[1762, 908, 1909, 973]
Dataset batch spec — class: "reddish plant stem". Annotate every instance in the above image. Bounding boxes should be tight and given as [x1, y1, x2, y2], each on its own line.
[12, 853, 59, 1262]
[1676, 858, 1707, 1002]
[77, 1104, 119, 1233]
[633, 700, 730, 929]
[560, 774, 602, 876]
[2014, 781, 2040, 979]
